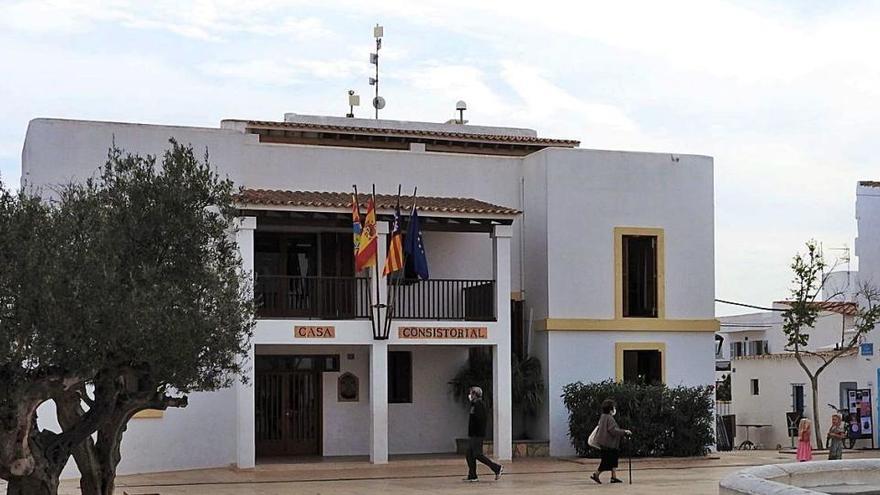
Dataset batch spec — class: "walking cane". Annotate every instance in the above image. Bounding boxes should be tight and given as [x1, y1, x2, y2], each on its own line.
[627, 433, 633, 485]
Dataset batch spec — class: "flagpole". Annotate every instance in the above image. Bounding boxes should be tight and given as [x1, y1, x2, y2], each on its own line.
[354, 184, 378, 340]
[386, 187, 418, 338]
[371, 184, 386, 339]
[383, 184, 405, 339]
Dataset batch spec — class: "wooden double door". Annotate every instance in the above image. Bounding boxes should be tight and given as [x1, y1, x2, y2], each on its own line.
[255, 370, 322, 457]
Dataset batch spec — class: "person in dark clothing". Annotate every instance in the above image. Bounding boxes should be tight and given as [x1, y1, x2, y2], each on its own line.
[590, 399, 631, 484]
[464, 386, 503, 482]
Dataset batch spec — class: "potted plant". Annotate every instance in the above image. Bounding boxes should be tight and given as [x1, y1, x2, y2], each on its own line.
[449, 348, 544, 453]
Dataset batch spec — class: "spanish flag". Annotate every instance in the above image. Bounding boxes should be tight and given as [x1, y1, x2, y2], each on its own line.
[355, 195, 378, 272]
[383, 197, 404, 276]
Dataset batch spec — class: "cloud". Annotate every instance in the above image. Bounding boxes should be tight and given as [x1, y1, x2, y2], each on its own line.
[400, 63, 508, 116]
[199, 58, 365, 85]
[0, 0, 332, 41]
[4, 0, 880, 314]
[499, 61, 637, 133]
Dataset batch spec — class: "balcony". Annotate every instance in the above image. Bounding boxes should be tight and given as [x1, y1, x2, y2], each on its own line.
[389, 278, 495, 321]
[255, 275, 496, 321]
[256, 276, 372, 319]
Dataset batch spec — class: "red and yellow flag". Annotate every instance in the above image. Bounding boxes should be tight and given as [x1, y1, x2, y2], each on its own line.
[355, 196, 378, 272]
[383, 199, 404, 276]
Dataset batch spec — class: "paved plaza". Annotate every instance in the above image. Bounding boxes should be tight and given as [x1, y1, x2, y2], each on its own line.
[0, 450, 861, 494]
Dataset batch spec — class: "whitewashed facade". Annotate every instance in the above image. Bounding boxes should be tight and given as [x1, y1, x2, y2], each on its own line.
[21, 113, 717, 474]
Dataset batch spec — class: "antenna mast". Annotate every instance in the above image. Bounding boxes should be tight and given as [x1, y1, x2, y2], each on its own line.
[369, 24, 385, 119]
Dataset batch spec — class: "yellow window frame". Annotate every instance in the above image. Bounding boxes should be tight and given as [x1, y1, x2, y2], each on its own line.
[614, 227, 665, 320]
[615, 342, 667, 384]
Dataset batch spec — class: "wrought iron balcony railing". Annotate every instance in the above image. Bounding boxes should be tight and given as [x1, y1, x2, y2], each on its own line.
[388, 278, 496, 321]
[255, 276, 496, 322]
[256, 275, 371, 319]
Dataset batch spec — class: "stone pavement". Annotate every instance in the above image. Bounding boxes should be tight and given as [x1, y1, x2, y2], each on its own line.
[5, 450, 879, 494]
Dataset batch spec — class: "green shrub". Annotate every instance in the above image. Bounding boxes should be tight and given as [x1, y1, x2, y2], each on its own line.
[562, 380, 714, 457]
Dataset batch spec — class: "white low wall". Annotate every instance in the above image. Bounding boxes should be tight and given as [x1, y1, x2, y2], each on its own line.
[720, 460, 880, 494]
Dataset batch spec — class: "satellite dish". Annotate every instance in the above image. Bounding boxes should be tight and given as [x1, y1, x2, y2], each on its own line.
[373, 96, 386, 110]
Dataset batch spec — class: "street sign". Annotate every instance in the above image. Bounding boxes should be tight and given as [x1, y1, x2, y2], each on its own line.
[862, 343, 874, 356]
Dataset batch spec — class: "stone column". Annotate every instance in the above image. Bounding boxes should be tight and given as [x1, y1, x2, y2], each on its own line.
[370, 341, 389, 463]
[492, 224, 513, 461]
[235, 216, 257, 469]
[369, 221, 390, 463]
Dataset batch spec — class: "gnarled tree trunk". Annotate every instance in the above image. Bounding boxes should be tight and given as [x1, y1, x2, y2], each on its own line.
[4, 430, 71, 495]
[56, 384, 188, 495]
[1, 377, 96, 495]
[6, 476, 58, 495]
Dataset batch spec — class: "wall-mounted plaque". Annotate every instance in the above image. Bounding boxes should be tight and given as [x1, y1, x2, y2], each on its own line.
[398, 326, 488, 340]
[294, 326, 335, 338]
[338, 372, 359, 402]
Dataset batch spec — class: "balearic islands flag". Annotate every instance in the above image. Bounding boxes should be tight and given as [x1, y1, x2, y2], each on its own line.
[383, 196, 404, 276]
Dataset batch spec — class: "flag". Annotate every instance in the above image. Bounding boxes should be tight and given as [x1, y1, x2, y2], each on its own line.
[351, 193, 362, 255]
[355, 195, 378, 272]
[383, 197, 404, 276]
[404, 205, 429, 279]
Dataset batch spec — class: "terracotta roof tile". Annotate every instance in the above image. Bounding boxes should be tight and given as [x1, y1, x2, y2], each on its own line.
[244, 120, 580, 147]
[236, 189, 521, 216]
[735, 348, 858, 360]
[773, 300, 859, 316]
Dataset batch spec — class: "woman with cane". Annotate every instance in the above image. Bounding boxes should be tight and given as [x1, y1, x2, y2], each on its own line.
[590, 399, 632, 484]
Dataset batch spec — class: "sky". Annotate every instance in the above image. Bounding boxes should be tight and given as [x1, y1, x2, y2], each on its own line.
[1, 0, 878, 316]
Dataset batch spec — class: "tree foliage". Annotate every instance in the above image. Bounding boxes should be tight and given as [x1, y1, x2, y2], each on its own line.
[448, 349, 545, 418]
[0, 140, 255, 495]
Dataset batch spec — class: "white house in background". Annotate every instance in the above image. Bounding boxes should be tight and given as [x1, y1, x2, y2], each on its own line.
[21, 112, 717, 476]
[721, 181, 880, 451]
[857, 182, 880, 291]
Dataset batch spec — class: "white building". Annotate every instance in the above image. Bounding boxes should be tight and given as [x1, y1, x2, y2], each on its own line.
[857, 182, 880, 291]
[721, 181, 880, 451]
[721, 302, 860, 449]
[21, 113, 717, 475]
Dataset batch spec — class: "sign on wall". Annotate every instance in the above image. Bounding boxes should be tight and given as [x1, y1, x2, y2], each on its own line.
[294, 326, 336, 338]
[398, 326, 488, 340]
[848, 389, 874, 439]
[861, 343, 874, 356]
[338, 372, 359, 402]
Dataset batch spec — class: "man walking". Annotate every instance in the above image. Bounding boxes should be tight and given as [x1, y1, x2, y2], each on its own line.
[464, 386, 503, 482]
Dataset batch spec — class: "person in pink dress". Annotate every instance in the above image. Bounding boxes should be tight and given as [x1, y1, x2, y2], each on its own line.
[796, 417, 813, 462]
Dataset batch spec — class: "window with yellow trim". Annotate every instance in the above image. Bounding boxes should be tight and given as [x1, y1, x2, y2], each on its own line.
[622, 349, 662, 385]
[614, 227, 665, 319]
[615, 342, 666, 385]
[622, 235, 658, 318]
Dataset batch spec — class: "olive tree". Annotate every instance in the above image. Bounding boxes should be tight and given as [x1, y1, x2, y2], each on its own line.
[782, 241, 880, 449]
[0, 140, 254, 494]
